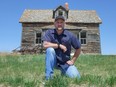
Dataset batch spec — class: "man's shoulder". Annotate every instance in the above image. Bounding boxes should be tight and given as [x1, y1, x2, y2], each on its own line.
[64, 29, 74, 36]
[45, 29, 55, 33]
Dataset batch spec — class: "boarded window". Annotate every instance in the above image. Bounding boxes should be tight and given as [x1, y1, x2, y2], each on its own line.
[88, 34, 99, 42]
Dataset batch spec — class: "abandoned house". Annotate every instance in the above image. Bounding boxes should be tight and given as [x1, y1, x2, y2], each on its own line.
[18, 4, 102, 54]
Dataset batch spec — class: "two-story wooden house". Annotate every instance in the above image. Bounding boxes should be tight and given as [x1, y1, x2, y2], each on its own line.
[18, 4, 102, 54]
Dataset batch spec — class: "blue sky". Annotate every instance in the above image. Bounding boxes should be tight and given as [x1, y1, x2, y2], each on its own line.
[0, 0, 116, 55]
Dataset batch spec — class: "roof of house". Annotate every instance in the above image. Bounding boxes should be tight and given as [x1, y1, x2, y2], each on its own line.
[19, 9, 102, 23]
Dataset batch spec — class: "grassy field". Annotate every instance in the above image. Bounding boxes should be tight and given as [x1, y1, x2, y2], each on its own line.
[0, 54, 116, 87]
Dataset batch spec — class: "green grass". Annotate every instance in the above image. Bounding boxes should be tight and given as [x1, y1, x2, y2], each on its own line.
[0, 54, 116, 87]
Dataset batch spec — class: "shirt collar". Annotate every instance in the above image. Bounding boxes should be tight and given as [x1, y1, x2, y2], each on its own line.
[52, 29, 66, 36]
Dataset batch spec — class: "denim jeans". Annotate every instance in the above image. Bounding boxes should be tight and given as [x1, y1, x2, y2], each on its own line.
[45, 47, 81, 80]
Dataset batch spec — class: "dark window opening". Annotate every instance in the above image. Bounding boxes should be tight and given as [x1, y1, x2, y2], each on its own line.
[36, 33, 41, 44]
[58, 10, 63, 16]
[80, 32, 87, 44]
[81, 32, 86, 38]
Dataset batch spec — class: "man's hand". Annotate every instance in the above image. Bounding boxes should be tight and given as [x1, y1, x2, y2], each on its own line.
[66, 60, 74, 65]
[59, 44, 67, 52]
[66, 48, 81, 65]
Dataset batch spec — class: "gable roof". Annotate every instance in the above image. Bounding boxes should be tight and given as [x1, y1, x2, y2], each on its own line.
[54, 5, 68, 12]
[19, 9, 102, 23]
[53, 5, 69, 19]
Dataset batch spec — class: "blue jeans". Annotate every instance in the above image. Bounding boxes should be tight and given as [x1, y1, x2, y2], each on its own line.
[45, 47, 81, 80]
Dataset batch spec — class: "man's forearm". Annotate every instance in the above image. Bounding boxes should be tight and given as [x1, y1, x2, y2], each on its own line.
[71, 48, 81, 63]
[43, 41, 58, 49]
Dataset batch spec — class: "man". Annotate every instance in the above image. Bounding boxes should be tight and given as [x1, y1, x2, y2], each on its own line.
[42, 16, 81, 80]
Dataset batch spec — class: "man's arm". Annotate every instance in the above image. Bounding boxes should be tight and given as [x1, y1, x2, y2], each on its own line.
[43, 41, 67, 52]
[43, 41, 58, 49]
[67, 48, 81, 65]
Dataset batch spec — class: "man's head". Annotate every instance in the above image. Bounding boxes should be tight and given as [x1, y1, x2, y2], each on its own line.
[54, 16, 65, 31]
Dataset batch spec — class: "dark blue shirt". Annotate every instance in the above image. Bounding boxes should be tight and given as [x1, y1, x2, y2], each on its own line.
[43, 29, 81, 64]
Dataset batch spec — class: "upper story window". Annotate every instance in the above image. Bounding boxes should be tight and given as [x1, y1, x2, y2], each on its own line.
[53, 5, 69, 20]
[58, 9, 63, 16]
[55, 9, 64, 17]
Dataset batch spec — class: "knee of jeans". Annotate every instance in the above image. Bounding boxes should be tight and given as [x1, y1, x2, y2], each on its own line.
[46, 47, 55, 54]
[66, 66, 81, 79]
[69, 72, 80, 79]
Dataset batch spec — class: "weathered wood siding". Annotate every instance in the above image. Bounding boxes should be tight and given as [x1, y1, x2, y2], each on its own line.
[21, 23, 101, 54]
[80, 23, 101, 54]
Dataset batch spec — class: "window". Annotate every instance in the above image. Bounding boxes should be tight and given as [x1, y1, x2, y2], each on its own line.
[36, 32, 41, 44]
[55, 10, 64, 18]
[58, 10, 63, 16]
[80, 32, 87, 44]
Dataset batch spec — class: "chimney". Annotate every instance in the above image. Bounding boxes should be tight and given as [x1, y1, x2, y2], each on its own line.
[65, 2, 69, 10]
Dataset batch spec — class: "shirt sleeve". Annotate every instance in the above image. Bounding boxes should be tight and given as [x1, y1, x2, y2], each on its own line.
[71, 33, 81, 49]
[42, 30, 52, 42]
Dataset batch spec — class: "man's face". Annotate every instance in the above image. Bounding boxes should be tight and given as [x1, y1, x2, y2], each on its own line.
[54, 19, 65, 31]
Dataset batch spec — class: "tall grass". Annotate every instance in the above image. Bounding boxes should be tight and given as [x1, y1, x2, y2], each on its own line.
[0, 54, 116, 87]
